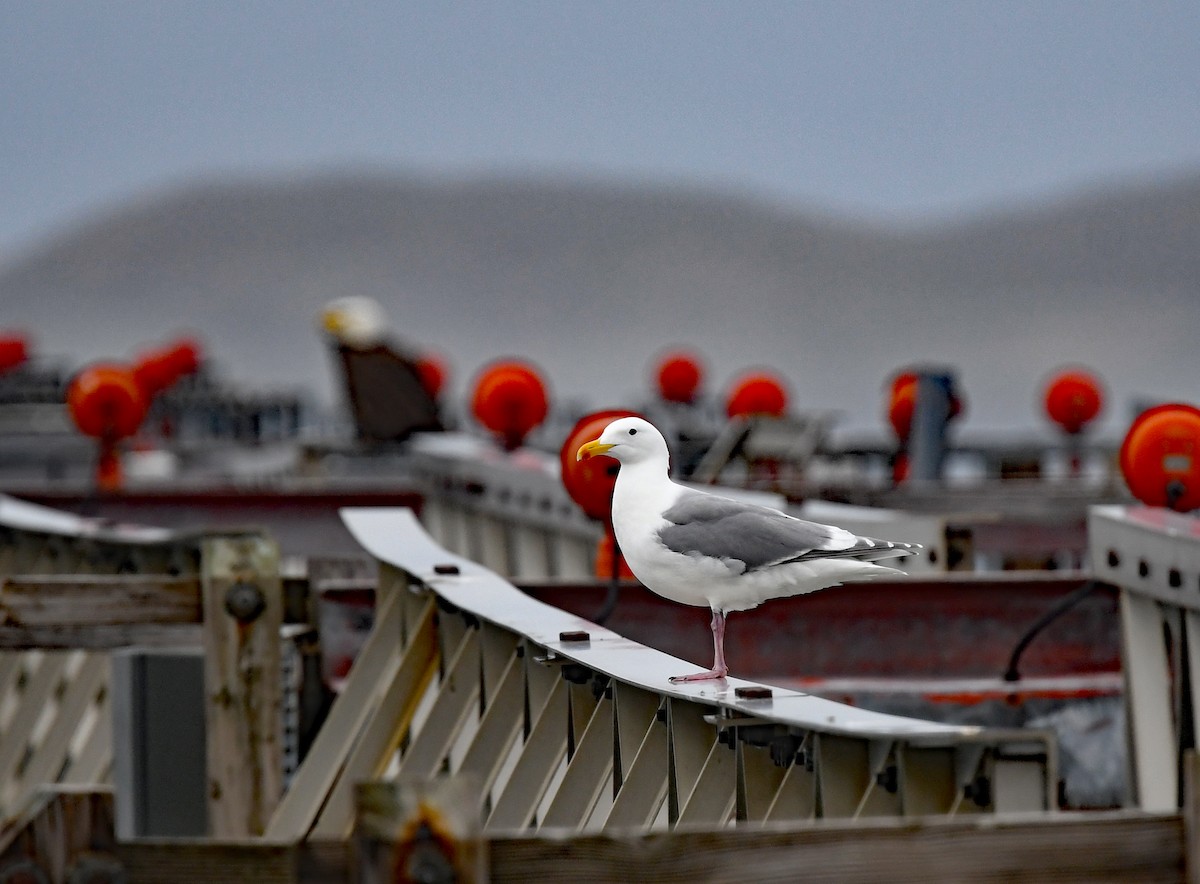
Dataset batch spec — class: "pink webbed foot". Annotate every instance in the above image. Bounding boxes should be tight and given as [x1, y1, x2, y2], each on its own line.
[669, 610, 730, 683]
[669, 666, 728, 684]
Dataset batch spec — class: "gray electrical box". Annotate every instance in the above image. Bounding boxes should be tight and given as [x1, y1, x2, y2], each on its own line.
[111, 648, 208, 838]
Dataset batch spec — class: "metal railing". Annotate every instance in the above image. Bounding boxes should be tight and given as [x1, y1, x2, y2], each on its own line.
[1090, 504, 1200, 811]
[268, 507, 1055, 839]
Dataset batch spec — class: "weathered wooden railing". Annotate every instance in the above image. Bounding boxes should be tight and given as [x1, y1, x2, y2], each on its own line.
[11, 494, 1200, 880]
[0, 494, 284, 837]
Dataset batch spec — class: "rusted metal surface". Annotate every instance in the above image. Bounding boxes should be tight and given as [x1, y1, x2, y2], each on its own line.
[520, 574, 1121, 682]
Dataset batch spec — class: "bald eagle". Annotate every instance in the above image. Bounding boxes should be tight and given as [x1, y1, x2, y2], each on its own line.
[320, 297, 442, 443]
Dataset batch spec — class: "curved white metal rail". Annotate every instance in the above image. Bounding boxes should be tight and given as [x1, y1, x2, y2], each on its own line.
[268, 507, 1054, 840]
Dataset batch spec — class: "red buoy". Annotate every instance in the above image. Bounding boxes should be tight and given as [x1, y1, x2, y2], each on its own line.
[1044, 369, 1104, 434]
[887, 372, 918, 441]
[560, 409, 641, 522]
[886, 370, 965, 442]
[471, 360, 549, 450]
[726, 372, 788, 419]
[67, 363, 149, 440]
[594, 531, 636, 580]
[655, 351, 704, 405]
[415, 354, 448, 400]
[0, 334, 29, 374]
[132, 337, 203, 396]
[1120, 403, 1200, 512]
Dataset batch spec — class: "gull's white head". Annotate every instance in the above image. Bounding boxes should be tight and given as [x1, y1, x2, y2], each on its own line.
[576, 416, 670, 468]
[320, 296, 388, 349]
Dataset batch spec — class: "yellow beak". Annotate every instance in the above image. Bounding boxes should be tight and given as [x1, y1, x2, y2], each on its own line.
[576, 440, 615, 461]
[321, 310, 344, 334]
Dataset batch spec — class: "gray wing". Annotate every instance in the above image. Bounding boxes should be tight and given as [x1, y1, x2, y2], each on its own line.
[658, 490, 918, 573]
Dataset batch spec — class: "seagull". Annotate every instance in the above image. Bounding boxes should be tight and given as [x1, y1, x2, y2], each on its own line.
[577, 416, 920, 683]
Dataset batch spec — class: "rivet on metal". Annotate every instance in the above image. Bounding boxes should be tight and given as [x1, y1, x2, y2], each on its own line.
[224, 581, 266, 623]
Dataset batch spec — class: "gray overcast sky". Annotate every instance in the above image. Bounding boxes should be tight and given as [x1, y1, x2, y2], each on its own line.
[2, 1, 1199, 258]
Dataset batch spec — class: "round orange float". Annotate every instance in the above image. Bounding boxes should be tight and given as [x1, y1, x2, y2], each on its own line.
[471, 360, 549, 450]
[559, 409, 641, 522]
[67, 363, 149, 440]
[415, 354, 448, 400]
[1044, 369, 1104, 435]
[0, 334, 29, 373]
[1120, 403, 1200, 512]
[726, 372, 788, 419]
[655, 351, 703, 405]
[133, 338, 202, 395]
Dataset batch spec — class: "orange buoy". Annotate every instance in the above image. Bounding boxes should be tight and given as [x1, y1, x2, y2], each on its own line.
[887, 372, 918, 441]
[887, 370, 964, 442]
[594, 531, 636, 580]
[1120, 403, 1200, 512]
[470, 360, 549, 450]
[560, 409, 641, 522]
[132, 337, 203, 396]
[66, 363, 149, 440]
[415, 353, 448, 400]
[1044, 369, 1104, 434]
[0, 334, 29, 374]
[726, 372, 788, 419]
[655, 350, 704, 405]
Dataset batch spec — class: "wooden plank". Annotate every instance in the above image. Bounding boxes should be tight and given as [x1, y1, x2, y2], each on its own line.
[0, 623, 203, 650]
[64, 689, 114, 786]
[539, 695, 614, 831]
[311, 600, 438, 839]
[118, 840, 299, 884]
[0, 575, 202, 626]
[1185, 750, 1200, 884]
[763, 754, 816, 823]
[0, 652, 72, 810]
[676, 739, 736, 827]
[0, 786, 116, 881]
[13, 653, 109, 810]
[1120, 590, 1178, 811]
[738, 741, 788, 823]
[485, 677, 569, 832]
[266, 589, 408, 840]
[202, 534, 285, 838]
[456, 651, 526, 800]
[604, 697, 669, 830]
[0, 801, 1183, 884]
[490, 812, 1187, 884]
[395, 627, 480, 779]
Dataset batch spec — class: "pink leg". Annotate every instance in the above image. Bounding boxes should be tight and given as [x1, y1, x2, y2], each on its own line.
[669, 610, 730, 683]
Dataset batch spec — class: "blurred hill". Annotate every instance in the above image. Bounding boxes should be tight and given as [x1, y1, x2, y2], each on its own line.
[1, 171, 1196, 431]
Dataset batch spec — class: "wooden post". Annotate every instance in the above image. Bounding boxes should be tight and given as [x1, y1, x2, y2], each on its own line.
[356, 778, 486, 884]
[1185, 750, 1200, 884]
[202, 533, 284, 837]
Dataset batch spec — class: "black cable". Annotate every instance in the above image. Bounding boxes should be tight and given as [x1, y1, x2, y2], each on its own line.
[1003, 580, 1103, 682]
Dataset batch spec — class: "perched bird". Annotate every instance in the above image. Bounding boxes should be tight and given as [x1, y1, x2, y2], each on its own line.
[320, 296, 390, 349]
[318, 296, 442, 442]
[577, 416, 920, 683]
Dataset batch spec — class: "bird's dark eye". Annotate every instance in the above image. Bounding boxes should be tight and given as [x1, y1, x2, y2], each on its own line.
[628, 428, 637, 435]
